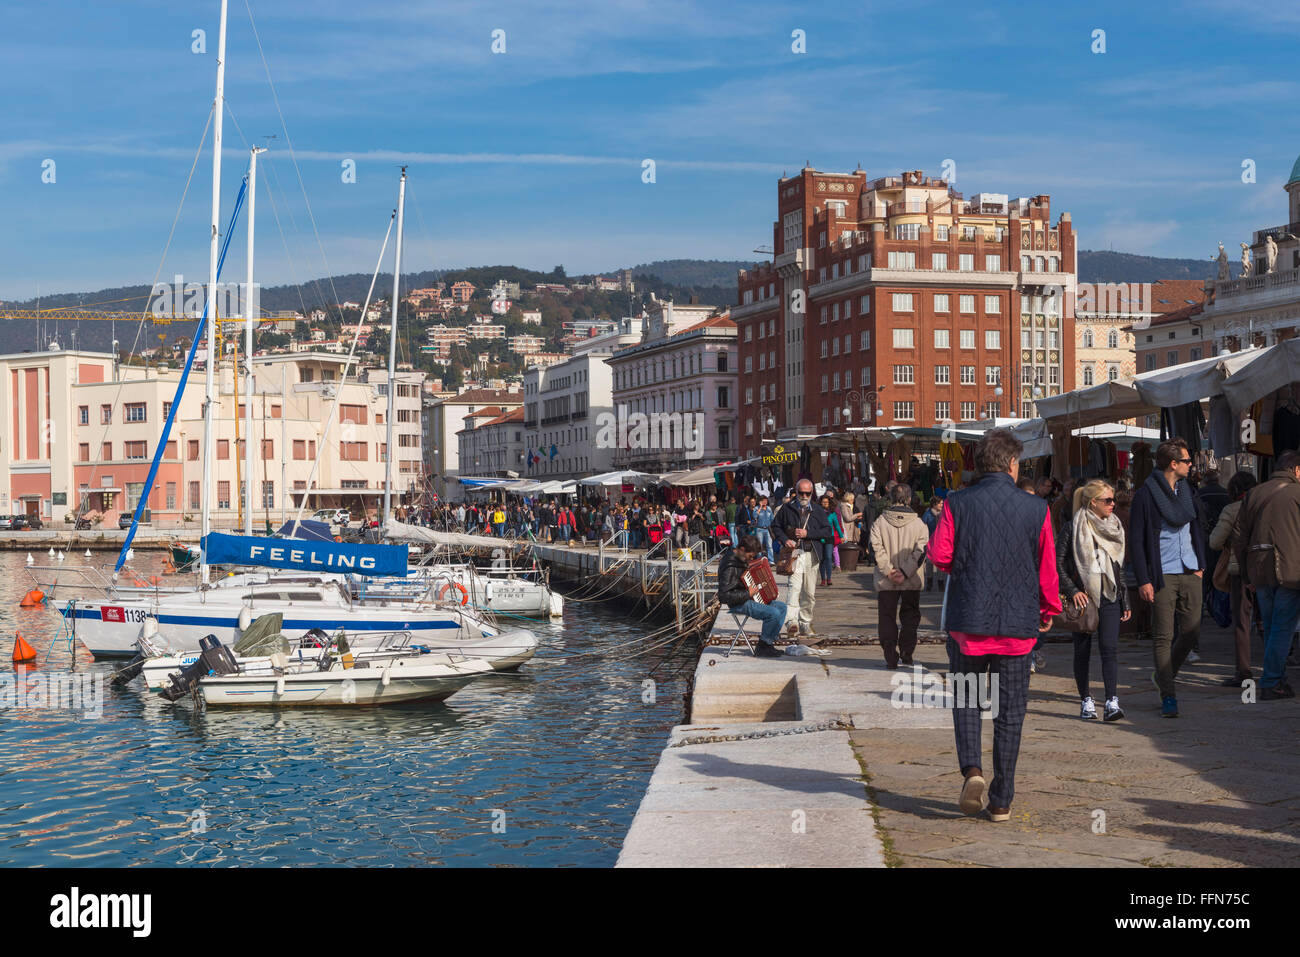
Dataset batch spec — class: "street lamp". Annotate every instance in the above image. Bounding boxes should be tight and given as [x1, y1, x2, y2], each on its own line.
[758, 404, 778, 442]
[978, 386, 1005, 421]
[842, 389, 885, 425]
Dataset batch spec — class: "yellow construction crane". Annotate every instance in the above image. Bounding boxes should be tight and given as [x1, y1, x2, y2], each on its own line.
[0, 308, 187, 325]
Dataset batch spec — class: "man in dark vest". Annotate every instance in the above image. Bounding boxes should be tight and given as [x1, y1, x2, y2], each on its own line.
[927, 429, 1060, 822]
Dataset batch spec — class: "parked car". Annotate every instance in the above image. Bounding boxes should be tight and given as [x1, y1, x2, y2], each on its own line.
[0, 515, 16, 530]
[119, 512, 151, 529]
[22, 515, 42, 531]
[311, 508, 350, 527]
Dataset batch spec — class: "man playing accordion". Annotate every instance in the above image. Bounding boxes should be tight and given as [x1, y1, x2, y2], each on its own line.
[717, 534, 790, 658]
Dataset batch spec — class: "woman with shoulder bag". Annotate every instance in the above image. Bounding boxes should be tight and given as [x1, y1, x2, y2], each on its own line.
[1056, 479, 1131, 722]
[1209, 471, 1258, 686]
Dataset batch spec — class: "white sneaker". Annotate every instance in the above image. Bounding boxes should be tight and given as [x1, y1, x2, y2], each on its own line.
[1080, 696, 1098, 720]
[1187, 650, 1201, 663]
[1103, 697, 1124, 721]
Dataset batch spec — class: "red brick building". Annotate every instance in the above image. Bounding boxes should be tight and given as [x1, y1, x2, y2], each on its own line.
[734, 167, 1078, 457]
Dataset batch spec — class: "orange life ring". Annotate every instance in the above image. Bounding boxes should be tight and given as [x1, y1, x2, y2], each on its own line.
[334, 535, 342, 543]
[438, 582, 469, 606]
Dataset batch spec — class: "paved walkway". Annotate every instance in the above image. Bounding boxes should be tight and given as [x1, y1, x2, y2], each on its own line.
[622, 561, 1300, 867]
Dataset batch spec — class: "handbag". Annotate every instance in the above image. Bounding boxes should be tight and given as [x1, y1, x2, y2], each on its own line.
[1211, 547, 1233, 593]
[1059, 594, 1100, 634]
[775, 510, 811, 575]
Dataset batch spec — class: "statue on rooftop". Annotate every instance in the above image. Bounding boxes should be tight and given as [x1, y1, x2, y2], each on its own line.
[1266, 234, 1278, 274]
[1216, 243, 1230, 280]
[1241, 243, 1253, 278]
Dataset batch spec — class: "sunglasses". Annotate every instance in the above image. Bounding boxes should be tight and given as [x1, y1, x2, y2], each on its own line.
[798, 491, 812, 497]
[1176, 458, 1192, 464]
[1096, 497, 1115, 505]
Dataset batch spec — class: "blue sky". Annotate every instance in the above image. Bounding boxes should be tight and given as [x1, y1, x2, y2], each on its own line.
[1, 0, 1296, 302]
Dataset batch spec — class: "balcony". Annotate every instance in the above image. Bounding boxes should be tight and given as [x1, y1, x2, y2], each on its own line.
[541, 414, 570, 426]
[1211, 266, 1300, 308]
[1253, 222, 1300, 244]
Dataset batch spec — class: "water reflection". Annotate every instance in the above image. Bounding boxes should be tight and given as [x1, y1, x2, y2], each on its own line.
[0, 551, 692, 866]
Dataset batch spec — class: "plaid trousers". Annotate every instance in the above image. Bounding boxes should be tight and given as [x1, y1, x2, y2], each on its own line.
[948, 637, 1032, 809]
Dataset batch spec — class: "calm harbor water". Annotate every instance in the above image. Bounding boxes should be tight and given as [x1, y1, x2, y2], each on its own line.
[0, 551, 693, 867]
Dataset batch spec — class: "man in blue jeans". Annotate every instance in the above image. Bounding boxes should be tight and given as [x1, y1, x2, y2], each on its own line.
[1236, 449, 1300, 699]
[717, 534, 787, 658]
[753, 496, 775, 562]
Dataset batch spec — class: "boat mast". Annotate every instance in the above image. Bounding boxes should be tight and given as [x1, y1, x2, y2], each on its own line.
[383, 167, 406, 528]
[244, 145, 265, 536]
[201, 0, 229, 585]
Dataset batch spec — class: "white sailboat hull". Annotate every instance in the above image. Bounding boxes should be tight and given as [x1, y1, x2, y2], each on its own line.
[200, 657, 493, 707]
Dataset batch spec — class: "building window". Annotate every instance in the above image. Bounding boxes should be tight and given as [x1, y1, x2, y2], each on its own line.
[985, 254, 1001, 272]
[821, 340, 829, 358]
[832, 337, 840, 356]
[934, 293, 950, 313]
[1021, 255, 1031, 271]
[960, 401, 976, 421]
[261, 481, 275, 509]
[123, 402, 146, 423]
[718, 426, 731, 450]
[932, 253, 948, 271]
[1083, 367, 1094, 386]
[935, 401, 950, 422]
[985, 330, 1001, 349]
[1167, 351, 1179, 367]
[893, 365, 914, 385]
[78, 406, 88, 425]
[218, 439, 229, 459]
[887, 250, 916, 269]
[1190, 346, 1202, 361]
[1107, 330, 1119, 349]
[860, 331, 871, 350]
[894, 401, 914, 421]
[935, 365, 950, 385]
[960, 330, 975, 349]
[935, 224, 949, 241]
[987, 402, 1001, 418]
[1108, 364, 1120, 381]
[832, 372, 840, 391]
[960, 365, 976, 385]
[262, 439, 274, 459]
[986, 366, 1001, 385]
[717, 386, 730, 408]
[861, 367, 871, 386]
[984, 295, 1000, 315]
[1081, 329, 1094, 348]
[959, 253, 974, 271]
[1146, 354, 1156, 371]
[717, 353, 728, 372]
[820, 306, 828, 324]
[893, 328, 914, 348]
[1049, 366, 1060, 386]
[844, 334, 851, 353]
[820, 374, 828, 393]
[102, 442, 112, 460]
[100, 404, 112, 424]
[188, 481, 200, 510]
[78, 443, 89, 462]
[960, 295, 975, 314]
[165, 482, 177, 510]
[217, 481, 231, 509]
[935, 329, 950, 349]
[859, 295, 870, 314]
[892, 293, 914, 312]
[744, 356, 753, 373]
[894, 223, 920, 240]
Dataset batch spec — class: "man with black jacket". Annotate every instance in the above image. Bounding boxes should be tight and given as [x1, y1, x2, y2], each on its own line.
[1129, 438, 1207, 718]
[1235, 449, 1300, 699]
[717, 535, 788, 658]
[773, 478, 833, 640]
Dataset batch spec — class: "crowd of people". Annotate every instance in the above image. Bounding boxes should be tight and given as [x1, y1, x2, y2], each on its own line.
[711, 428, 1300, 825]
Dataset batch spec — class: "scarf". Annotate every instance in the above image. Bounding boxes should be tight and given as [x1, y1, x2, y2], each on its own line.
[1072, 508, 1126, 603]
[1143, 471, 1196, 528]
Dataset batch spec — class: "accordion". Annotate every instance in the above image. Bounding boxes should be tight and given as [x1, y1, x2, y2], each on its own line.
[742, 558, 780, 604]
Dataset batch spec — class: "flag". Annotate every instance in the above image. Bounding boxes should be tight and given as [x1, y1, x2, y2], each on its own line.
[549, 444, 558, 460]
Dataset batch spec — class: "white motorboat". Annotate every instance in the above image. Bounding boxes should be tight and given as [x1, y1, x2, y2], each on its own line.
[355, 565, 563, 619]
[197, 649, 496, 707]
[61, 577, 504, 659]
[135, 626, 538, 690]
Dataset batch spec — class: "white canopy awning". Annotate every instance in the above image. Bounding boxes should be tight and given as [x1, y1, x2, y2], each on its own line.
[1221, 339, 1300, 412]
[1034, 380, 1153, 430]
[659, 464, 721, 487]
[577, 469, 659, 487]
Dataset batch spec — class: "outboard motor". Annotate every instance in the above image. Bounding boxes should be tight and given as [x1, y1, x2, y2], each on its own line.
[159, 634, 238, 701]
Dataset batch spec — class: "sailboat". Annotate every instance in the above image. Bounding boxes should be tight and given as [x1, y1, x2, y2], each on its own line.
[57, 2, 530, 663]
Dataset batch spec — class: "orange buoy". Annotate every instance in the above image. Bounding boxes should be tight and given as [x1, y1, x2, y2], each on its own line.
[18, 589, 44, 607]
[148, 575, 162, 586]
[438, 581, 470, 606]
[12, 634, 36, 664]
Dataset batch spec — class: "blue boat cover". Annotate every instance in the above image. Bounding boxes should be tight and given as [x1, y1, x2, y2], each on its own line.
[202, 532, 408, 576]
[275, 519, 335, 542]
